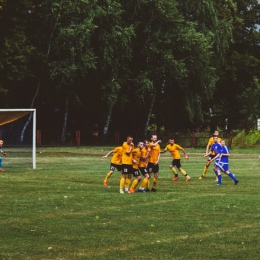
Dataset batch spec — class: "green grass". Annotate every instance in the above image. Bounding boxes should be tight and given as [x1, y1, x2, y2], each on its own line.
[0, 147, 260, 260]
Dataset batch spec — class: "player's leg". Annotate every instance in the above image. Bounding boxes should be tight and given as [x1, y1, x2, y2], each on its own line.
[129, 170, 141, 193]
[225, 167, 239, 185]
[170, 160, 179, 181]
[120, 172, 127, 193]
[200, 159, 211, 179]
[151, 165, 159, 192]
[103, 164, 115, 186]
[138, 168, 149, 192]
[0, 157, 4, 172]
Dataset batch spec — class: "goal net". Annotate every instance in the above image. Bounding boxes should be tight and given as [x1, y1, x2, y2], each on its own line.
[0, 109, 36, 169]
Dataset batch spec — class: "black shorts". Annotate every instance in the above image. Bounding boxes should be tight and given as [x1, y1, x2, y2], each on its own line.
[133, 168, 141, 177]
[122, 164, 133, 174]
[147, 162, 159, 174]
[139, 167, 148, 176]
[171, 159, 181, 168]
[110, 163, 122, 172]
[207, 154, 216, 161]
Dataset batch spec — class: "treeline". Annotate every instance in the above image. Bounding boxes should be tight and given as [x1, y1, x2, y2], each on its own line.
[1, 0, 260, 143]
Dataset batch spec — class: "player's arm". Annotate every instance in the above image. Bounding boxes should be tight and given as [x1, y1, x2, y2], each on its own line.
[160, 146, 167, 154]
[102, 150, 113, 159]
[0, 149, 6, 156]
[181, 147, 188, 160]
[150, 140, 162, 146]
[154, 152, 160, 165]
[125, 142, 134, 155]
[209, 153, 220, 162]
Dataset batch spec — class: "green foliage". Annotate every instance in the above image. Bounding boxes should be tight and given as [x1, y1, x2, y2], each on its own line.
[232, 130, 260, 148]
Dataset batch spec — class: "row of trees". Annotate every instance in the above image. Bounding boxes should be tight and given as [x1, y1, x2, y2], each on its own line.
[1, 0, 260, 142]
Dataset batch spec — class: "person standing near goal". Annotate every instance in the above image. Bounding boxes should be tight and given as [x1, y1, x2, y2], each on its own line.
[0, 140, 7, 172]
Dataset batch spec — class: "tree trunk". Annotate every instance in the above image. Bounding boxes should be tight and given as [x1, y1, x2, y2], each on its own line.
[20, 2, 63, 143]
[103, 104, 113, 141]
[61, 96, 69, 144]
[144, 90, 156, 137]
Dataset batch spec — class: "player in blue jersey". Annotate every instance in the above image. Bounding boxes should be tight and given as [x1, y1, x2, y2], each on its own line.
[0, 140, 7, 172]
[210, 139, 239, 186]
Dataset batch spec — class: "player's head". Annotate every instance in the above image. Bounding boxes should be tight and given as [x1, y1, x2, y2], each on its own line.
[138, 142, 144, 148]
[220, 140, 226, 146]
[0, 140, 3, 146]
[213, 130, 219, 137]
[168, 139, 174, 145]
[151, 135, 157, 142]
[126, 136, 133, 144]
[144, 140, 149, 147]
[213, 136, 219, 143]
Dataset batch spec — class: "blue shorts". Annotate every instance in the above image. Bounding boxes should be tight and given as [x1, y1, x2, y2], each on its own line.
[216, 162, 229, 172]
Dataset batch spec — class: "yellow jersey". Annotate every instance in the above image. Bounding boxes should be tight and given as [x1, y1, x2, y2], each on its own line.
[132, 148, 141, 169]
[111, 146, 122, 165]
[164, 143, 182, 159]
[149, 142, 161, 163]
[139, 147, 150, 168]
[121, 142, 133, 165]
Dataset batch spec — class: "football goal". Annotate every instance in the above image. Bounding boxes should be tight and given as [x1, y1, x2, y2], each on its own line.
[0, 109, 36, 169]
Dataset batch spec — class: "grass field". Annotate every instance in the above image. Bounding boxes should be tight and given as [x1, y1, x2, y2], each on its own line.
[0, 147, 260, 260]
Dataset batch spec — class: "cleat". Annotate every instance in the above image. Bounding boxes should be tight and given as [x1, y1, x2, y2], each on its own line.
[199, 175, 205, 180]
[145, 188, 150, 192]
[215, 183, 222, 186]
[172, 177, 179, 181]
[234, 180, 239, 185]
[129, 189, 136, 193]
[138, 188, 146, 193]
[119, 190, 124, 194]
[0, 168, 4, 172]
[151, 187, 157, 192]
[103, 181, 108, 186]
[186, 176, 191, 182]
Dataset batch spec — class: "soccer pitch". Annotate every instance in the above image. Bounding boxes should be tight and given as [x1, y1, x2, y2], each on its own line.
[0, 147, 259, 260]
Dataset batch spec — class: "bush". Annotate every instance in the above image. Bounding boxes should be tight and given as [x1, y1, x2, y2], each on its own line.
[232, 130, 260, 148]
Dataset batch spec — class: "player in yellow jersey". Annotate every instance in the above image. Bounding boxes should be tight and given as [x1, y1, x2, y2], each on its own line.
[138, 140, 151, 192]
[199, 130, 221, 179]
[147, 135, 161, 192]
[102, 146, 123, 186]
[161, 139, 190, 182]
[120, 136, 134, 194]
[128, 142, 144, 193]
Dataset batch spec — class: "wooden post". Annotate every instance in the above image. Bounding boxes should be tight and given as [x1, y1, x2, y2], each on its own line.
[228, 131, 232, 148]
[37, 130, 41, 146]
[76, 130, 80, 146]
[191, 132, 196, 148]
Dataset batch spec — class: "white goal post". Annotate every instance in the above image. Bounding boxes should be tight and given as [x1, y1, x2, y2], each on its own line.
[0, 109, 36, 169]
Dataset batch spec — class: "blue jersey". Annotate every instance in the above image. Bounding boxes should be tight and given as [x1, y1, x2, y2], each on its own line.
[211, 143, 221, 156]
[219, 145, 229, 163]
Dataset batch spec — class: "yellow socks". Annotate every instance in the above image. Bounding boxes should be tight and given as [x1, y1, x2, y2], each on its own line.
[171, 167, 177, 174]
[180, 168, 187, 176]
[104, 172, 111, 182]
[120, 177, 126, 189]
[202, 166, 208, 176]
[152, 177, 157, 188]
[140, 178, 148, 189]
[124, 177, 131, 191]
[130, 179, 139, 190]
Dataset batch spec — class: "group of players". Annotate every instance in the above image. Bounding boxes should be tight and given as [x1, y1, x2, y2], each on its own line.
[102, 131, 239, 193]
